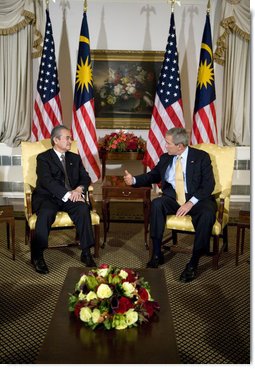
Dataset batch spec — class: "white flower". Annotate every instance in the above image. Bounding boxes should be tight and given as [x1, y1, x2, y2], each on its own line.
[125, 83, 136, 95]
[114, 84, 124, 96]
[86, 291, 97, 302]
[77, 274, 87, 288]
[97, 283, 113, 299]
[122, 281, 135, 297]
[78, 291, 87, 300]
[119, 269, 128, 280]
[91, 308, 101, 324]
[97, 268, 110, 278]
[80, 307, 92, 323]
[126, 309, 138, 326]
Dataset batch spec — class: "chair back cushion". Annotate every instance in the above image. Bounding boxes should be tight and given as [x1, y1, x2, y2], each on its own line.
[192, 143, 236, 213]
[192, 143, 235, 196]
[21, 139, 78, 189]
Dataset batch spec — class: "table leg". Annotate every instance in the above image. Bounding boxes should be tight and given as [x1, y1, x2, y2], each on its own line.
[11, 219, 15, 260]
[102, 199, 109, 248]
[143, 200, 150, 250]
[6, 223, 10, 249]
[241, 228, 245, 255]
[235, 225, 241, 266]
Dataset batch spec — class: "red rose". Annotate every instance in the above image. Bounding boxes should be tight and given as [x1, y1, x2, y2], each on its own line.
[74, 301, 85, 318]
[98, 263, 109, 269]
[143, 301, 160, 318]
[115, 297, 134, 314]
[123, 268, 137, 283]
[127, 141, 138, 151]
[138, 287, 149, 302]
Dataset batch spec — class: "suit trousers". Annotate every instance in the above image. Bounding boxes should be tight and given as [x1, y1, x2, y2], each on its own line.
[32, 197, 94, 257]
[150, 195, 217, 266]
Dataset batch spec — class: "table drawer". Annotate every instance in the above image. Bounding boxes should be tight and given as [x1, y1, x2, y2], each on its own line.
[0, 205, 14, 219]
[102, 188, 150, 200]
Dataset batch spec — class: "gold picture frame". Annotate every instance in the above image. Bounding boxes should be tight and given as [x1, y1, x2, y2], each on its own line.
[91, 50, 164, 129]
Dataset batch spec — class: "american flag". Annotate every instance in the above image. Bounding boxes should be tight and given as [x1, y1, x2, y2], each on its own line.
[143, 12, 185, 170]
[31, 9, 62, 141]
[191, 13, 217, 144]
[71, 11, 101, 183]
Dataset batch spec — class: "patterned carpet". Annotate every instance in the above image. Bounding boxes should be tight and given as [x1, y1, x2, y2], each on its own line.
[0, 216, 250, 364]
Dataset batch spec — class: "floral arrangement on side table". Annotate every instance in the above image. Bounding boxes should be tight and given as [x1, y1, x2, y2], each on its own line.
[68, 264, 160, 330]
[98, 130, 146, 154]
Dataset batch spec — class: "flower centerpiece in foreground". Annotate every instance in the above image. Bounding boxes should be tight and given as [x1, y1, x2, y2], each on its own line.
[98, 130, 146, 154]
[68, 264, 160, 330]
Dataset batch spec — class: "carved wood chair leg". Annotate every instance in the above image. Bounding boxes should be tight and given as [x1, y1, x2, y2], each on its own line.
[223, 226, 228, 252]
[25, 220, 30, 245]
[30, 229, 35, 262]
[212, 236, 220, 270]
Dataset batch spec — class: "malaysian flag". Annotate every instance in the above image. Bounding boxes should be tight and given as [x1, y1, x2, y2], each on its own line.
[191, 12, 217, 144]
[143, 11, 185, 170]
[31, 9, 62, 141]
[71, 11, 101, 183]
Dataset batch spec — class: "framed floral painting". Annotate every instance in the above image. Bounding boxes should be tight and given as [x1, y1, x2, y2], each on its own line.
[91, 50, 164, 129]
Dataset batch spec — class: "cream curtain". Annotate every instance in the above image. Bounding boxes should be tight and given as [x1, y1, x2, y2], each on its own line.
[0, 0, 44, 147]
[214, 0, 250, 146]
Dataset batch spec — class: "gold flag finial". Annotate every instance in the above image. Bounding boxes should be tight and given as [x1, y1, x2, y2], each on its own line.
[207, 0, 211, 14]
[46, 0, 49, 10]
[84, 0, 87, 12]
[168, 0, 181, 13]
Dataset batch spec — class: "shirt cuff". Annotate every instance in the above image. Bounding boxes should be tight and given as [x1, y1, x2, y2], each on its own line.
[189, 196, 198, 205]
[132, 177, 136, 185]
[62, 191, 71, 202]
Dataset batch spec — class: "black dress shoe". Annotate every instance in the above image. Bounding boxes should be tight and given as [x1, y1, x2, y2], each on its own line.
[32, 257, 49, 274]
[81, 251, 97, 267]
[180, 264, 197, 283]
[146, 254, 165, 268]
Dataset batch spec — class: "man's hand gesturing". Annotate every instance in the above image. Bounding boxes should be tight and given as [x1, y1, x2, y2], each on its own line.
[123, 170, 133, 186]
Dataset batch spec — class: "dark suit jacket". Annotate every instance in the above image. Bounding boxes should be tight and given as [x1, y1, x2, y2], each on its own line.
[134, 147, 215, 202]
[32, 149, 91, 208]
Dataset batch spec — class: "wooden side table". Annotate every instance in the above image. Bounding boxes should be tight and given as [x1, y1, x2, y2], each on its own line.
[0, 205, 15, 260]
[100, 151, 146, 180]
[102, 175, 151, 249]
[235, 210, 250, 266]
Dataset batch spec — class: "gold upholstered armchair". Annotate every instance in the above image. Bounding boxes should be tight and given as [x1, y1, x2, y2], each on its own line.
[21, 139, 100, 258]
[159, 143, 236, 270]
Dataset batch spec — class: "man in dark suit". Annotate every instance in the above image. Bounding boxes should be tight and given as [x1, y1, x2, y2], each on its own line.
[124, 127, 217, 282]
[31, 125, 97, 274]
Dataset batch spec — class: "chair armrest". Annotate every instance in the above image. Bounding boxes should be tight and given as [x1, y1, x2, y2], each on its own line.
[214, 188, 232, 226]
[24, 183, 33, 218]
[87, 185, 97, 212]
[217, 197, 225, 225]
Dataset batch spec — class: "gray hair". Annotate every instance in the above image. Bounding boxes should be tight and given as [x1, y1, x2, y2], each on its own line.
[50, 125, 70, 146]
[166, 127, 189, 147]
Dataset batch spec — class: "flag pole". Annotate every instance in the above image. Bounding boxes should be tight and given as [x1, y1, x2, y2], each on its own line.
[84, 0, 87, 12]
[168, 0, 181, 13]
[45, 0, 49, 10]
[207, 0, 211, 15]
